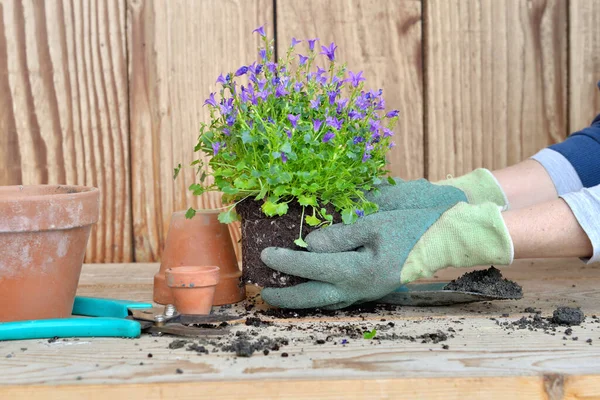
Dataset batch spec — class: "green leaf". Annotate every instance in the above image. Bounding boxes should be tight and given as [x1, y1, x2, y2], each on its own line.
[294, 238, 308, 248]
[298, 195, 317, 207]
[255, 186, 268, 200]
[275, 202, 289, 215]
[188, 183, 204, 196]
[273, 186, 287, 196]
[222, 186, 239, 195]
[185, 208, 196, 219]
[363, 329, 377, 340]
[173, 163, 182, 180]
[235, 161, 247, 171]
[241, 130, 254, 144]
[305, 215, 321, 226]
[190, 159, 201, 166]
[262, 201, 279, 217]
[218, 209, 239, 224]
[387, 176, 396, 185]
[342, 208, 357, 224]
[280, 142, 292, 153]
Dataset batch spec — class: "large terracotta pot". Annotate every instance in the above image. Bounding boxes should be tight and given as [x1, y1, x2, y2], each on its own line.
[0, 185, 99, 322]
[154, 210, 245, 306]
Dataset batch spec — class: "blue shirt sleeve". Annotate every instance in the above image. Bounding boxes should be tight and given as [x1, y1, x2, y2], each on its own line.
[549, 114, 600, 188]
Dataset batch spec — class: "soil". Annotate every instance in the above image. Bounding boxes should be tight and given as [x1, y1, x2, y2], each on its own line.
[236, 198, 341, 288]
[552, 307, 584, 326]
[443, 266, 523, 298]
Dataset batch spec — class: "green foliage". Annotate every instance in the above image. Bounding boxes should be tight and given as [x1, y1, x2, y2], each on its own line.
[177, 29, 401, 244]
[185, 207, 196, 219]
[363, 329, 377, 340]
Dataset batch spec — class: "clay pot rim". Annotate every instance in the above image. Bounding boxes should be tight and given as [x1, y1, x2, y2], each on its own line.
[172, 209, 221, 216]
[167, 265, 220, 275]
[0, 185, 99, 203]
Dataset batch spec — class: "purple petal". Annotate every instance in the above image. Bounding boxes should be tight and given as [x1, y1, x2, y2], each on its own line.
[313, 119, 322, 132]
[235, 66, 249, 76]
[298, 54, 309, 66]
[286, 129, 292, 139]
[253, 26, 266, 37]
[291, 37, 301, 47]
[386, 110, 400, 118]
[203, 92, 218, 107]
[281, 152, 288, 163]
[308, 38, 319, 51]
[287, 114, 299, 129]
[322, 132, 335, 143]
[259, 49, 267, 61]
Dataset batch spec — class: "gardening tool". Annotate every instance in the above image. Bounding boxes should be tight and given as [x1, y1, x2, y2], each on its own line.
[0, 296, 240, 341]
[376, 282, 523, 307]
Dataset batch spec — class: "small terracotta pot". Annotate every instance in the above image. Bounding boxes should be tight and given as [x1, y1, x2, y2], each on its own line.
[166, 266, 220, 315]
[154, 210, 245, 305]
[0, 185, 99, 322]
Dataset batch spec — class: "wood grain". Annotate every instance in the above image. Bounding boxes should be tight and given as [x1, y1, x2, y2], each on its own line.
[276, 0, 424, 180]
[2, 259, 600, 399]
[569, 0, 600, 132]
[0, 0, 131, 262]
[425, 0, 568, 180]
[128, 0, 273, 262]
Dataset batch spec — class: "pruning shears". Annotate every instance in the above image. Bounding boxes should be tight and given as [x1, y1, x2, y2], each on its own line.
[0, 297, 238, 341]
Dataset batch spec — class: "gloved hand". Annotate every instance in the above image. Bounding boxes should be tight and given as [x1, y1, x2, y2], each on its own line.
[366, 169, 508, 212]
[260, 202, 513, 309]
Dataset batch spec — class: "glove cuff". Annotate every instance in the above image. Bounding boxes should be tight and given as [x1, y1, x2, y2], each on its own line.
[437, 169, 509, 210]
[400, 202, 514, 283]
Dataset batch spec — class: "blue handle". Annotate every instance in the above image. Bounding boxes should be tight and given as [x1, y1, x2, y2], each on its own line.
[0, 318, 141, 341]
[73, 296, 153, 318]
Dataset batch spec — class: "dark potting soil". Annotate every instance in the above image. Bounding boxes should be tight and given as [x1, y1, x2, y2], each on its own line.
[551, 307, 584, 326]
[443, 266, 523, 298]
[236, 198, 341, 288]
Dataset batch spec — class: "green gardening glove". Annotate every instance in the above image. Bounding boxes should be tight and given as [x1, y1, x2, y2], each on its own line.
[366, 169, 508, 212]
[260, 202, 513, 310]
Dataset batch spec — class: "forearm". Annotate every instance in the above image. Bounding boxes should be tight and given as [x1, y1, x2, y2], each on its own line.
[503, 198, 593, 259]
[492, 159, 558, 209]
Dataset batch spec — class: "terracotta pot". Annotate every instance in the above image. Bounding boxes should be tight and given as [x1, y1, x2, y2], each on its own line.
[0, 185, 99, 322]
[166, 266, 220, 315]
[154, 210, 245, 305]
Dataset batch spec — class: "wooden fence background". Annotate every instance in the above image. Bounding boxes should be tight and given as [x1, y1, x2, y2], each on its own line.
[1, 0, 599, 263]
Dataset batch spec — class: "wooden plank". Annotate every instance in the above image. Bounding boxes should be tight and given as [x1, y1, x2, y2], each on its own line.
[3, 258, 600, 399]
[569, 0, 600, 132]
[425, 0, 567, 180]
[0, 0, 131, 262]
[128, 0, 273, 262]
[276, 0, 424, 180]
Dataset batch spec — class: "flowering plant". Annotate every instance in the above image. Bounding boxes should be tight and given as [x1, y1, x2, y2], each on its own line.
[178, 26, 399, 247]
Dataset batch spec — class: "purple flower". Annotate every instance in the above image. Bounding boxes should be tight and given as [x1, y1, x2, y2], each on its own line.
[326, 116, 343, 130]
[386, 110, 399, 118]
[212, 141, 225, 155]
[235, 66, 249, 76]
[348, 71, 366, 87]
[313, 119, 323, 132]
[355, 209, 365, 217]
[257, 79, 267, 90]
[369, 119, 381, 133]
[353, 136, 365, 144]
[362, 152, 371, 163]
[310, 97, 321, 109]
[247, 120, 254, 128]
[204, 92, 218, 107]
[240, 87, 250, 103]
[288, 114, 299, 129]
[216, 74, 227, 85]
[259, 48, 267, 61]
[281, 152, 288, 163]
[298, 54, 309, 66]
[320, 42, 338, 62]
[267, 62, 277, 74]
[308, 38, 319, 51]
[256, 90, 269, 101]
[355, 94, 370, 110]
[328, 90, 338, 105]
[275, 84, 289, 97]
[253, 25, 266, 37]
[267, 116, 274, 124]
[375, 98, 386, 110]
[223, 128, 231, 136]
[255, 64, 263, 75]
[389, 141, 396, 148]
[322, 132, 335, 143]
[349, 110, 364, 120]
[366, 143, 374, 152]
[291, 37, 301, 47]
[336, 98, 349, 114]
[294, 82, 303, 92]
[286, 129, 292, 138]
[341, 339, 348, 345]
[219, 98, 234, 115]
[226, 113, 236, 126]
[383, 128, 394, 138]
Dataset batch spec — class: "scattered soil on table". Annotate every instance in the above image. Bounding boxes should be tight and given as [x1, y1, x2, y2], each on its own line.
[236, 199, 341, 288]
[552, 307, 584, 326]
[443, 266, 523, 298]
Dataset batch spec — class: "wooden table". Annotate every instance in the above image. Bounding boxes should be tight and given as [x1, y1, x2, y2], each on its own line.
[2, 259, 600, 399]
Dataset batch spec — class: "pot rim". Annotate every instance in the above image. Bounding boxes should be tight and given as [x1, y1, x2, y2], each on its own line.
[166, 265, 220, 275]
[172, 209, 222, 216]
[0, 185, 99, 203]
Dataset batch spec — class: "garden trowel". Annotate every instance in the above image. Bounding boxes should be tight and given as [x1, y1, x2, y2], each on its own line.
[377, 282, 522, 307]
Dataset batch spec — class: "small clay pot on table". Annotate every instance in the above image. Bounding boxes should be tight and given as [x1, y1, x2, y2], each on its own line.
[166, 266, 220, 315]
[0, 185, 99, 322]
